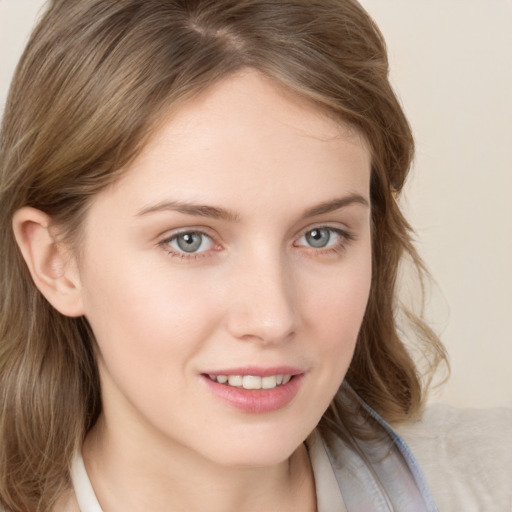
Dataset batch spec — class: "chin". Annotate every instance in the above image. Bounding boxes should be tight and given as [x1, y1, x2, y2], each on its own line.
[192, 423, 311, 468]
[209, 443, 299, 468]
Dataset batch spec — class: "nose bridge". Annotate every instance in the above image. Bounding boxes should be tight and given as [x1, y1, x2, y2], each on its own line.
[226, 243, 298, 344]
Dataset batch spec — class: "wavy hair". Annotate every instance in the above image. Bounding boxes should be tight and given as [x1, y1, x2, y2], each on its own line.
[0, 1, 447, 510]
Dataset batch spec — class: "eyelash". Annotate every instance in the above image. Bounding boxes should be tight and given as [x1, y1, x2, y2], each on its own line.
[295, 227, 355, 257]
[158, 226, 355, 260]
[158, 230, 217, 260]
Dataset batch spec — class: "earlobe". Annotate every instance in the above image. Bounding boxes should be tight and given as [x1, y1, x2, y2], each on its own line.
[12, 207, 85, 317]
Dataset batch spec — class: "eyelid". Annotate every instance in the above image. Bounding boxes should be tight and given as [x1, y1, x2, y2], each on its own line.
[294, 223, 354, 242]
[293, 224, 356, 252]
[157, 225, 219, 244]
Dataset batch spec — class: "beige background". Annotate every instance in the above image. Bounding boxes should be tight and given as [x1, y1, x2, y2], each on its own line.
[1, 1, 511, 408]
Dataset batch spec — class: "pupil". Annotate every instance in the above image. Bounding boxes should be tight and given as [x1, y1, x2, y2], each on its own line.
[306, 228, 330, 248]
[177, 233, 202, 252]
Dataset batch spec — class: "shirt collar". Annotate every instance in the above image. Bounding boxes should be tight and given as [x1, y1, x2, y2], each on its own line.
[306, 429, 348, 512]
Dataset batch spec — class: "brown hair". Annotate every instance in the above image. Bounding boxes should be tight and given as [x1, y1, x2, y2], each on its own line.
[0, 0, 447, 510]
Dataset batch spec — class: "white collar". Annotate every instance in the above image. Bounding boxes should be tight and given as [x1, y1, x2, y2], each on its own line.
[70, 452, 103, 512]
[306, 430, 347, 512]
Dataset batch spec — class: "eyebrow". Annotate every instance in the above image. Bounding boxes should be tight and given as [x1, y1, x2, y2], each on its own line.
[137, 200, 241, 222]
[302, 194, 369, 217]
[136, 193, 369, 222]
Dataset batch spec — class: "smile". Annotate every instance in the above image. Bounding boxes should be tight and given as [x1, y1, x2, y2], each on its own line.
[202, 370, 303, 413]
[207, 374, 292, 390]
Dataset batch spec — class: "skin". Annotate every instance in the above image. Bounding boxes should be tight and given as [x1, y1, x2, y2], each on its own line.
[17, 70, 373, 511]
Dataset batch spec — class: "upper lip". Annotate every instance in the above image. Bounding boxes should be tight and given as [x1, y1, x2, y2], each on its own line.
[202, 366, 304, 377]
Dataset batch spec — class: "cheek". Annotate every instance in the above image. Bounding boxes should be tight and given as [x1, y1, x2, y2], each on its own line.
[80, 259, 226, 429]
[79, 252, 223, 375]
[305, 257, 372, 342]
[288, 255, 371, 433]
[300, 255, 372, 399]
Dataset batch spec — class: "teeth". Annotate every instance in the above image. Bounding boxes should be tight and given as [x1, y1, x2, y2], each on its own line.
[242, 375, 261, 389]
[228, 375, 243, 387]
[210, 374, 292, 389]
[262, 376, 277, 389]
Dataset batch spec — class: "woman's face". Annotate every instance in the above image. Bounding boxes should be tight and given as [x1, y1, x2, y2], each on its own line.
[77, 71, 372, 467]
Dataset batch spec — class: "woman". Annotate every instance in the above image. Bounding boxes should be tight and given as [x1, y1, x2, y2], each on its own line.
[0, 1, 509, 511]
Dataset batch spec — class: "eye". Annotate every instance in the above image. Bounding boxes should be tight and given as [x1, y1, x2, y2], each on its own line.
[304, 228, 332, 248]
[294, 226, 354, 253]
[165, 231, 214, 254]
[297, 227, 338, 249]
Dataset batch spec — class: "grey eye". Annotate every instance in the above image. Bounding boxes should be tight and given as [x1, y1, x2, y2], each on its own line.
[305, 228, 331, 248]
[175, 232, 205, 253]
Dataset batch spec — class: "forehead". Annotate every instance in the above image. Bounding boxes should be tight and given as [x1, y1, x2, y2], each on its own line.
[96, 70, 371, 215]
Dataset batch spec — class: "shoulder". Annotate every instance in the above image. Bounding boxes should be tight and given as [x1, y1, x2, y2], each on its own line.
[394, 404, 512, 511]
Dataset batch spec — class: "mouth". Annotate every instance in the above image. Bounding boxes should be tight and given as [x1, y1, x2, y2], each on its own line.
[205, 374, 293, 390]
[201, 367, 304, 412]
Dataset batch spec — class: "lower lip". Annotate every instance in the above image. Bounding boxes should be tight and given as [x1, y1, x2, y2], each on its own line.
[202, 374, 304, 413]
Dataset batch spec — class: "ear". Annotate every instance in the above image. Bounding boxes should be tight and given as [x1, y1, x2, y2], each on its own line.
[12, 207, 85, 317]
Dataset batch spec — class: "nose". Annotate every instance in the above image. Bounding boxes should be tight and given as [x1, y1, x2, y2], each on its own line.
[225, 250, 299, 345]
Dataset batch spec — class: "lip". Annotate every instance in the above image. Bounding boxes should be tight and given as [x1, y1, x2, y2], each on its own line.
[201, 366, 305, 413]
[203, 366, 303, 378]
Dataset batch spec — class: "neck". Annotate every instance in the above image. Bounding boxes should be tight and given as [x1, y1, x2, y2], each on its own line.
[82, 415, 316, 512]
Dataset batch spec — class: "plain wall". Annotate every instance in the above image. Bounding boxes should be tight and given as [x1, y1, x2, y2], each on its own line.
[1, 0, 511, 408]
[359, 0, 512, 408]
